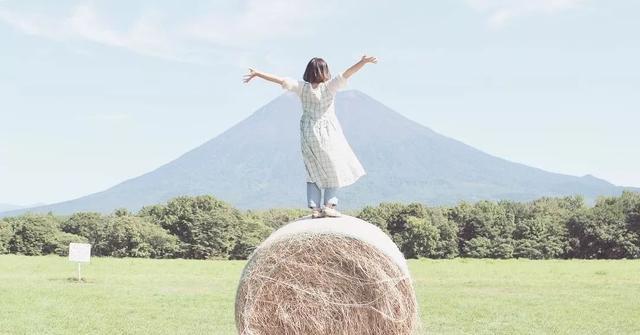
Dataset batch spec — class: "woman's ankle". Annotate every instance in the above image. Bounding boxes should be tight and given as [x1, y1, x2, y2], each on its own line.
[311, 207, 322, 218]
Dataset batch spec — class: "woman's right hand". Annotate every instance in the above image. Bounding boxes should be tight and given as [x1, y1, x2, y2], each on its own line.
[243, 68, 258, 83]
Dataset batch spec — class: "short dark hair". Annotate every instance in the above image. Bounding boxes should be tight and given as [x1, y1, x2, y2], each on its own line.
[303, 57, 331, 83]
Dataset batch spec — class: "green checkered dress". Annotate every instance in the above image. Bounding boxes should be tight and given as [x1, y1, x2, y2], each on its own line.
[282, 74, 366, 189]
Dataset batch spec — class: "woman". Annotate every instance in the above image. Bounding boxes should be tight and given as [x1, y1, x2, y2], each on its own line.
[243, 55, 377, 218]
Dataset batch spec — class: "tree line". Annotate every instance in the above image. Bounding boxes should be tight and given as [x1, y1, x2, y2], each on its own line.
[1, 191, 639, 260]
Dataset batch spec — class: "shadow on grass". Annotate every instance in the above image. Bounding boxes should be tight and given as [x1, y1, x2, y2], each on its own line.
[46, 277, 97, 284]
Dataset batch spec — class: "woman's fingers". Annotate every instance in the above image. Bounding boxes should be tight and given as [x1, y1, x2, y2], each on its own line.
[243, 68, 256, 83]
[362, 55, 378, 64]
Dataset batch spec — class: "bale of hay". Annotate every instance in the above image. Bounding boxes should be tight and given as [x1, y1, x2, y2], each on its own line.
[235, 215, 419, 335]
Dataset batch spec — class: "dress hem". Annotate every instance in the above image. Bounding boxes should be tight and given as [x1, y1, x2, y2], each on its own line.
[307, 172, 367, 189]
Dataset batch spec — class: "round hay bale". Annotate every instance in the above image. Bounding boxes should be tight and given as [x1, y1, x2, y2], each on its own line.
[235, 215, 419, 335]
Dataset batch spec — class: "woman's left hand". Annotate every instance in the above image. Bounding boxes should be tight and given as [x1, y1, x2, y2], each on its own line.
[361, 55, 378, 64]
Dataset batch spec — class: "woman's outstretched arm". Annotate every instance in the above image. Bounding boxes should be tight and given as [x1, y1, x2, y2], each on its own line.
[342, 55, 378, 79]
[243, 68, 284, 85]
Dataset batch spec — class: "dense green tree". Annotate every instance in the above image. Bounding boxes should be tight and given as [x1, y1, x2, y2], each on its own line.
[113, 208, 132, 217]
[245, 208, 308, 230]
[2, 192, 639, 260]
[229, 215, 273, 259]
[357, 203, 397, 233]
[397, 216, 439, 258]
[0, 219, 13, 254]
[137, 204, 164, 221]
[431, 209, 460, 258]
[629, 202, 640, 234]
[386, 203, 429, 236]
[94, 215, 179, 258]
[60, 212, 105, 245]
[141, 195, 242, 259]
[449, 201, 516, 258]
[620, 191, 640, 238]
[358, 202, 429, 235]
[513, 216, 565, 259]
[510, 197, 582, 259]
[567, 192, 640, 259]
[5, 215, 61, 255]
[358, 203, 458, 259]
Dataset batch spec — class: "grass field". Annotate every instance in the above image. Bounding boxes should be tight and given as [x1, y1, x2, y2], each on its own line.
[0, 255, 638, 335]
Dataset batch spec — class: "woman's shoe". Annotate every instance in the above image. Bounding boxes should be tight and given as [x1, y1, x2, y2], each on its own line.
[311, 209, 322, 218]
[321, 206, 341, 218]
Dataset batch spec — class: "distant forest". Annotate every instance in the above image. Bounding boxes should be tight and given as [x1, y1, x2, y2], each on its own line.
[2, 191, 639, 260]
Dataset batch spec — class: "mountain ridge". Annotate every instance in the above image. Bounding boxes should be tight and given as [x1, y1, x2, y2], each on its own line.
[2, 90, 636, 216]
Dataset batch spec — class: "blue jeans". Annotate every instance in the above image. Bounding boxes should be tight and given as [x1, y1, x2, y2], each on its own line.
[307, 182, 338, 209]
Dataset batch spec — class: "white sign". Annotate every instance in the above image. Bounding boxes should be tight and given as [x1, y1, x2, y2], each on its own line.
[68, 243, 91, 263]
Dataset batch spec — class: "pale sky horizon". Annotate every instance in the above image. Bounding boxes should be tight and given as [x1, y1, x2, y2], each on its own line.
[1, 0, 639, 206]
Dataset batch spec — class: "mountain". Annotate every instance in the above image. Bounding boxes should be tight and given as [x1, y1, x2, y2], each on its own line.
[0, 204, 25, 212]
[0, 203, 46, 212]
[2, 90, 636, 216]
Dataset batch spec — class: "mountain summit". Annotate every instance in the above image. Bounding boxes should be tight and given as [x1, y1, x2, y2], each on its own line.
[2, 90, 632, 215]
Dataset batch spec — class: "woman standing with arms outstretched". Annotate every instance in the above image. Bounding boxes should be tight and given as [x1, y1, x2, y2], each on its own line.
[243, 55, 377, 218]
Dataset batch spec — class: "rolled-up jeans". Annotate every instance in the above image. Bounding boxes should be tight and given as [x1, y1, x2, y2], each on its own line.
[307, 182, 338, 209]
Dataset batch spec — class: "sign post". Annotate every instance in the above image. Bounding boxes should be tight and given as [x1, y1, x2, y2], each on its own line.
[68, 243, 91, 281]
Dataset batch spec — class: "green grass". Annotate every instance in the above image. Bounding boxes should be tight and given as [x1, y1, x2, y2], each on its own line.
[0, 256, 638, 335]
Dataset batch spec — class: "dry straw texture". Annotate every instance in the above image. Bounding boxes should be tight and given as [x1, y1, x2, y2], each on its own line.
[235, 217, 419, 335]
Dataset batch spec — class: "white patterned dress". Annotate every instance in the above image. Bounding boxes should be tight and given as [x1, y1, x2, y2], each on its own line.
[281, 74, 366, 189]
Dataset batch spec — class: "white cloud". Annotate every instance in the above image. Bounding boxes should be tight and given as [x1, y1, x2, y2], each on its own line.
[0, 8, 63, 38]
[88, 112, 132, 122]
[0, 4, 181, 61]
[467, 0, 586, 28]
[0, 0, 334, 65]
[183, 0, 324, 47]
[73, 111, 133, 123]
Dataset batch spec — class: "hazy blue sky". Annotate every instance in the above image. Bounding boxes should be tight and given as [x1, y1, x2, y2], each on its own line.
[1, 0, 638, 205]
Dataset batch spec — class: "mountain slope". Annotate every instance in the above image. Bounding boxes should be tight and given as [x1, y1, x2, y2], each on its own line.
[0, 203, 46, 212]
[2, 90, 633, 216]
[0, 204, 25, 212]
